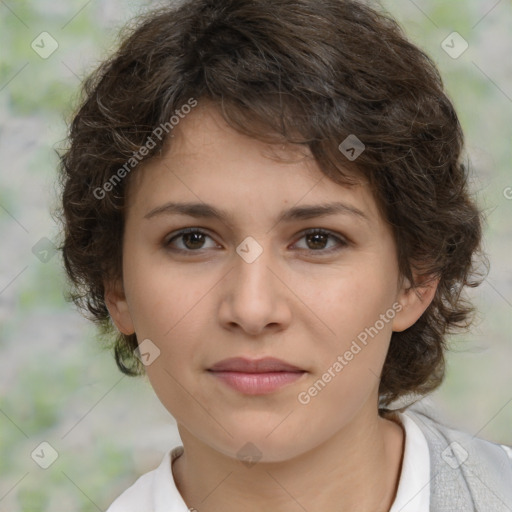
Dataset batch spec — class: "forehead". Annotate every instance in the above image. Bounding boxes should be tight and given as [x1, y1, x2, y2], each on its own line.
[125, 103, 383, 227]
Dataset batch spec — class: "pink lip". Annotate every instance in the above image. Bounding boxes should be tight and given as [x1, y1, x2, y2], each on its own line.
[208, 357, 306, 395]
[209, 357, 304, 373]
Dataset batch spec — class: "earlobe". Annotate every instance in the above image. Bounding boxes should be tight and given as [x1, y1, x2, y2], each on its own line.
[392, 275, 439, 332]
[104, 280, 135, 335]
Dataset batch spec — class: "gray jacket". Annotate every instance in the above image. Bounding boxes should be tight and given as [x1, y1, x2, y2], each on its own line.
[405, 405, 512, 511]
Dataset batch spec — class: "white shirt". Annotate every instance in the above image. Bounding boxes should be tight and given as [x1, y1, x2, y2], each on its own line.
[105, 411, 437, 512]
[389, 412, 430, 511]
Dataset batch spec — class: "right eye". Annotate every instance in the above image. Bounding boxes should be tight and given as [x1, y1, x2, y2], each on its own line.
[163, 228, 221, 253]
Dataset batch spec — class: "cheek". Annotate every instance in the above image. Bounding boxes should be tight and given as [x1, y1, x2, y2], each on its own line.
[124, 249, 211, 338]
[295, 277, 395, 418]
[298, 263, 398, 392]
[308, 267, 396, 339]
[141, 320, 206, 424]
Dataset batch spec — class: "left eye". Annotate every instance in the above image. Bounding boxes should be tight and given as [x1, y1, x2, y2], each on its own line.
[293, 229, 348, 253]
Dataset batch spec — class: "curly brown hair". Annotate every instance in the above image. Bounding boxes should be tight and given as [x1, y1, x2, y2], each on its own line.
[56, 0, 486, 407]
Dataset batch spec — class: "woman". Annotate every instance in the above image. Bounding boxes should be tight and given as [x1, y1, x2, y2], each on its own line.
[57, 0, 512, 510]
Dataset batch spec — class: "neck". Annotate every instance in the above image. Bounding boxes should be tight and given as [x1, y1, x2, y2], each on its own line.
[172, 407, 405, 512]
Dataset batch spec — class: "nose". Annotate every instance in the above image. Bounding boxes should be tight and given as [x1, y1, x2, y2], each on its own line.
[218, 241, 292, 337]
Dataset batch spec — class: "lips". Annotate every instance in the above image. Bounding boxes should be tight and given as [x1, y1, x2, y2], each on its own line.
[207, 357, 306, 395]
[208, 357, 304, 373]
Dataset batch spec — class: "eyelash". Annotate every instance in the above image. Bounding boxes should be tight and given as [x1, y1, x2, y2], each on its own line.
[163, 227, 349, 255]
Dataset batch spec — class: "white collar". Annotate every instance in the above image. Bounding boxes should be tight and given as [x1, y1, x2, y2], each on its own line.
[389, 411, 431, 512]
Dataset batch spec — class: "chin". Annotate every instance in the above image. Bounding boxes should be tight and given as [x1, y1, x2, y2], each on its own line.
[202, 423, 316, 465]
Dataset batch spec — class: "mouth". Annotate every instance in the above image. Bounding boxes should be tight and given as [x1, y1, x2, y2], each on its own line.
[207, 357, 307, 395]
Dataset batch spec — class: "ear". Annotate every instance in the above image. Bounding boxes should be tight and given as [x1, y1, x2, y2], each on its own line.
[392, 274, 439, 332]
[104, 279, 135, 335]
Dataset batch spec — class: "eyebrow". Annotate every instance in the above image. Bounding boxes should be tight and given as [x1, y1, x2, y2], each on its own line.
[143, 201, 369, 225]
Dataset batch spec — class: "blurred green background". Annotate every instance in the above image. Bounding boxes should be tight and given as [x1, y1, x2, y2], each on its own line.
[0, 0, 511, 510]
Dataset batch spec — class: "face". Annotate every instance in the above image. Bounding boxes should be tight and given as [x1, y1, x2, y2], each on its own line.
[106, 102, 432, 463]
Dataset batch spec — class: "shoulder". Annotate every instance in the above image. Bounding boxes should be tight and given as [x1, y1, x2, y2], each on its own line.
[106, 469, 157, 512]
[106, 446, 185, 512]
[403, 401, 512, 511]
[405, 402, 512, 463]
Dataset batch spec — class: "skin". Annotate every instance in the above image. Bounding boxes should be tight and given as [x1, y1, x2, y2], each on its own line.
[105, 102, 437, 512]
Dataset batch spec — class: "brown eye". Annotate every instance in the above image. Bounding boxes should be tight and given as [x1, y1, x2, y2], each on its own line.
[181, 232, 207, 250]
[306, 232, 329, 250]
[294, 229, 348, 253]
[165, 228, 219, 252]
